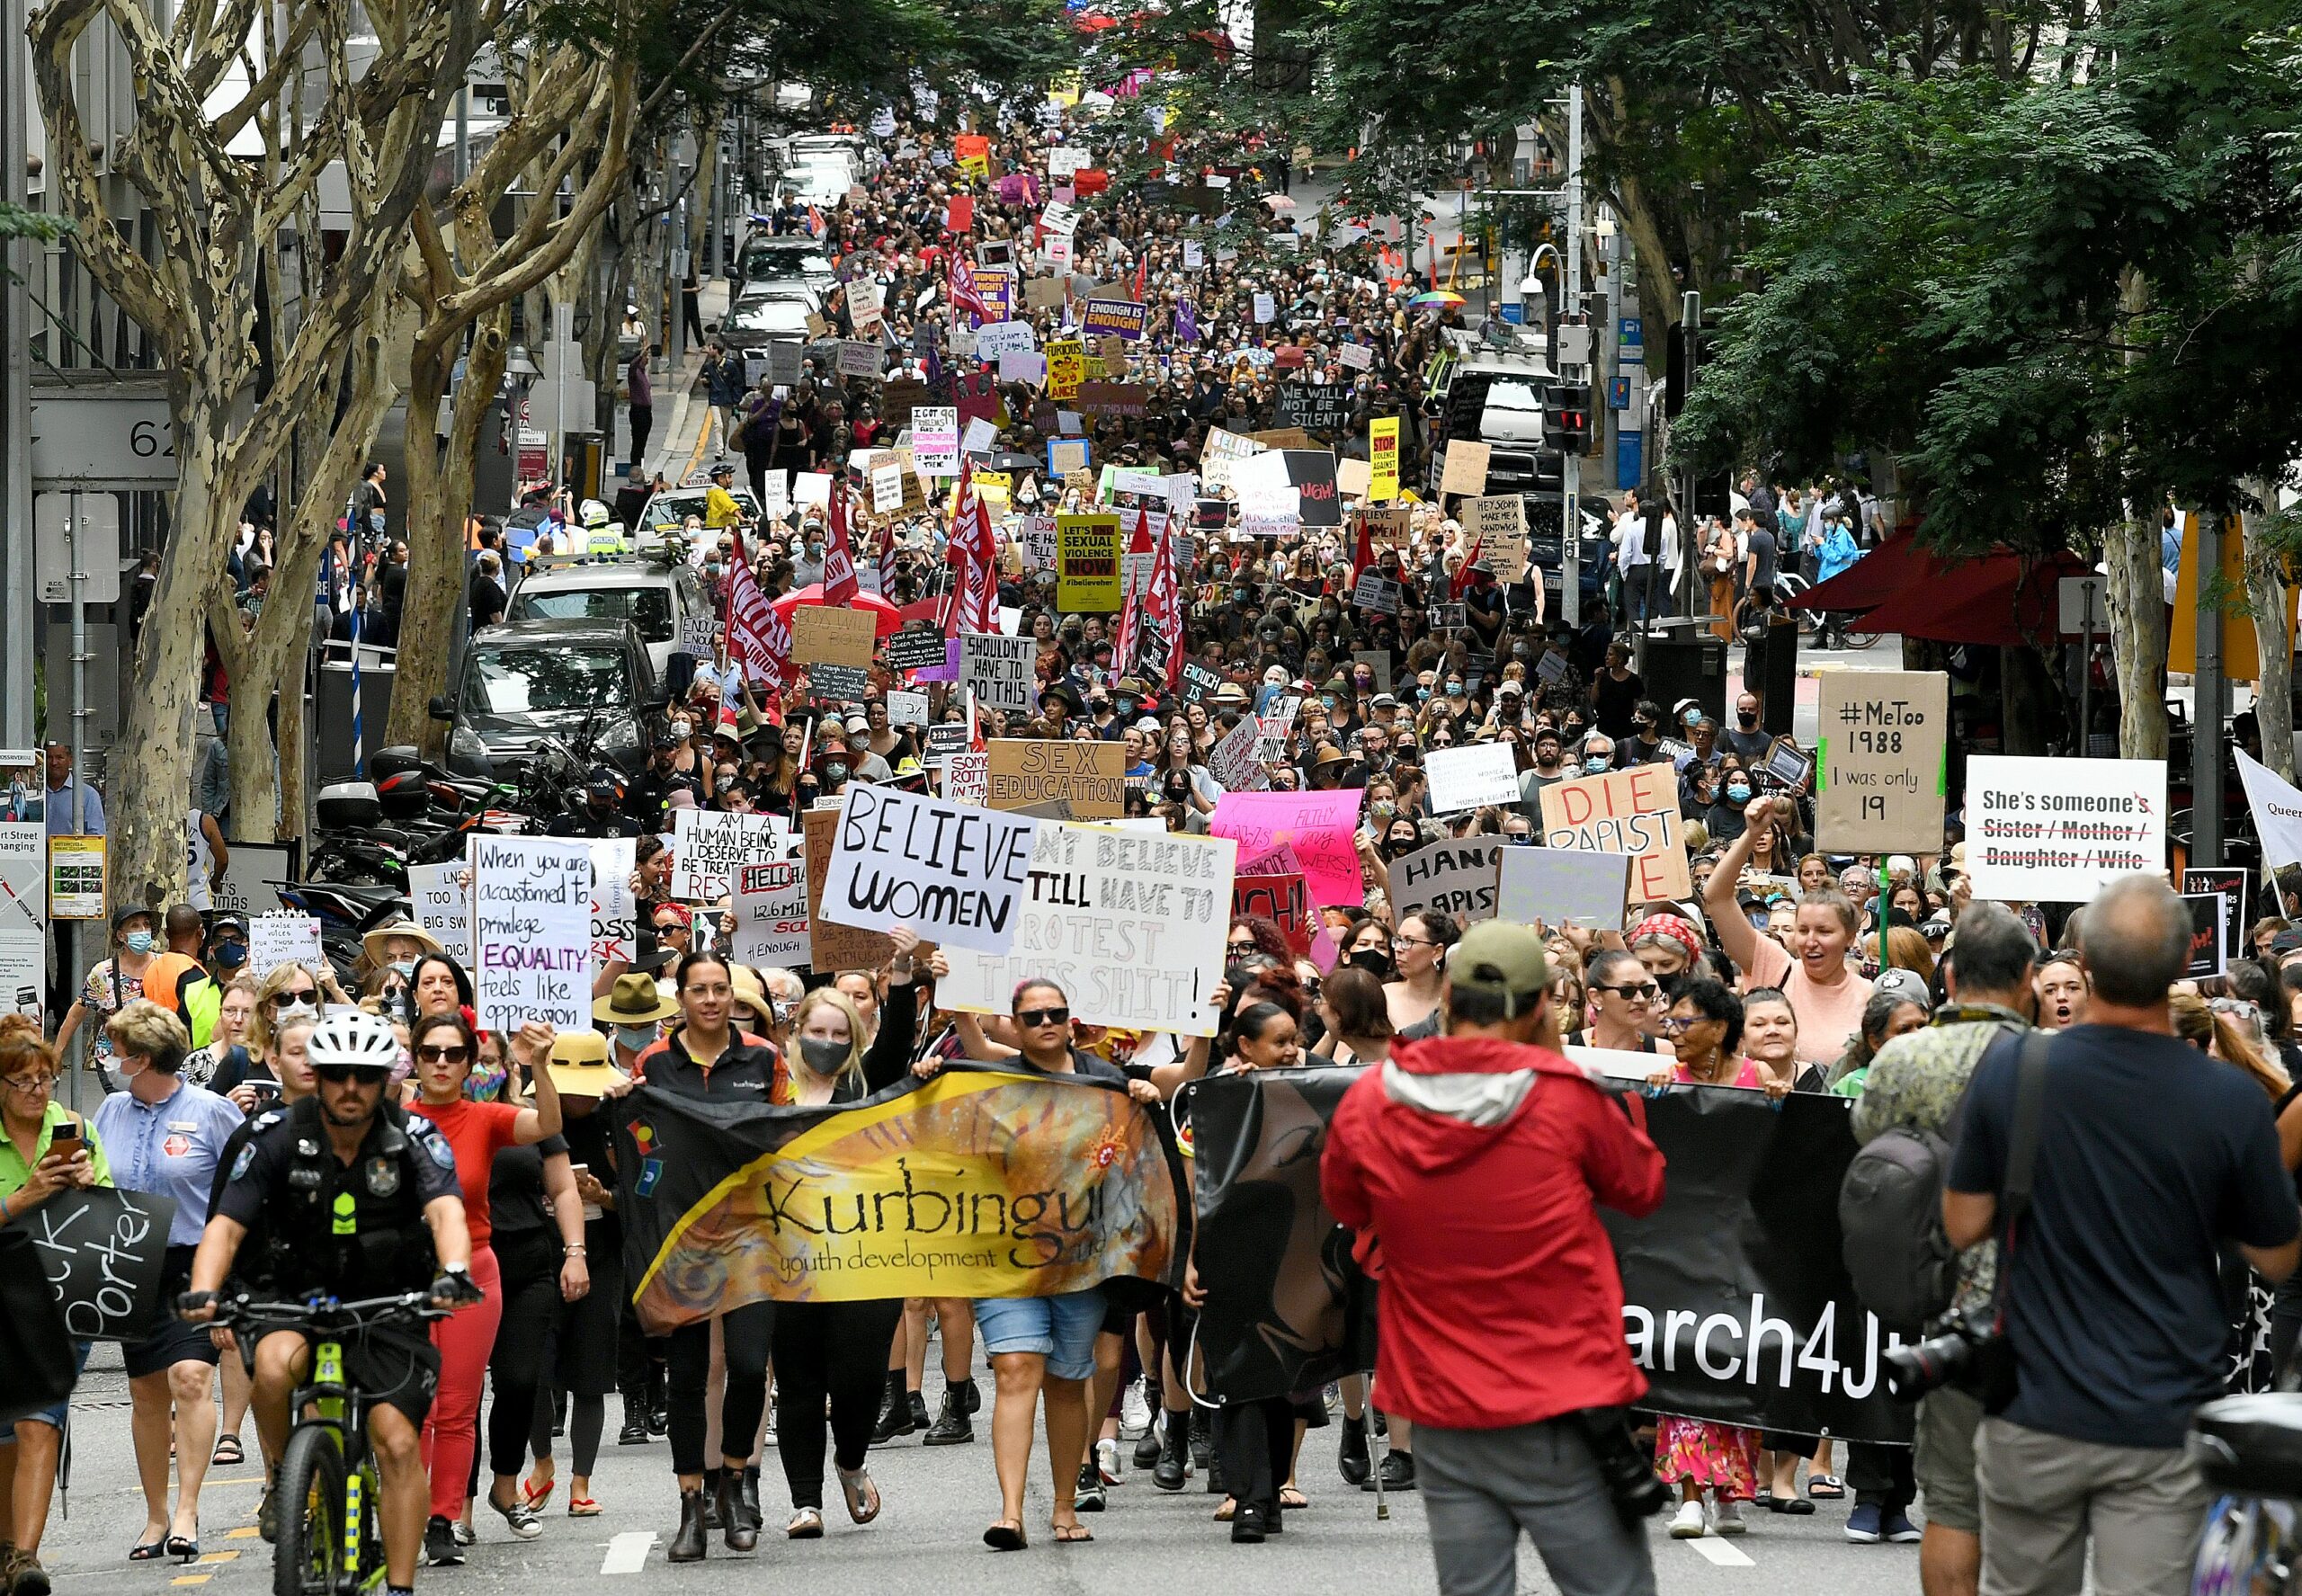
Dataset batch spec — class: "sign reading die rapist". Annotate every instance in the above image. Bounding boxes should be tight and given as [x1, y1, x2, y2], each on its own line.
[819, 784, 1038, 954]
[1814, 671, 1950, 852]
[1537, 766, 1692, 903]
[941, 824, 1236, 1036]
[471, 835, 593, 1032]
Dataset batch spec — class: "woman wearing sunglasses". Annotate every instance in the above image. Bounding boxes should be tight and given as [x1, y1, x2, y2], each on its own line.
[404, 1012, 564, 1568]
[940, 979, 1161, 1551]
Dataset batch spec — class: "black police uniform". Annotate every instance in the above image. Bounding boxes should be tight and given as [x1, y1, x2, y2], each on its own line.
[213, 1096, 463, 1422]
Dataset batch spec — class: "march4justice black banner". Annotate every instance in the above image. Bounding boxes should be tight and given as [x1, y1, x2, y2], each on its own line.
[1190, 1067, 1912, 1443]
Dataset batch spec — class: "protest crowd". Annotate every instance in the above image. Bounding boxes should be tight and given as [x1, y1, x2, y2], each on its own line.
[10, 78, 2302, 1596]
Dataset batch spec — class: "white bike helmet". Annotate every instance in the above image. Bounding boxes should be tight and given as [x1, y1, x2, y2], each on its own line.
[306, 1009, 404, 1074]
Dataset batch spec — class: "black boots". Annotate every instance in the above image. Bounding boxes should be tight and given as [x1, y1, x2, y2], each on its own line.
[618, 1393, 649, 1446]
[716, 1469, 759, 1552]
[871, 1372, 915, 1443]
[1338, 1414, 1371, 1485]
[669, 1490, 708, 1563]
[1154, 1411, 1191, 1491]
[1232, 1502, 1271, 1543]
[701, 1467, 724, 1530]
[923, 1379, 976, 1445]
[1371, 1449, 1417, 1492]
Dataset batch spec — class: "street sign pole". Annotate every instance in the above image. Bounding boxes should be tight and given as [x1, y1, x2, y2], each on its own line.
[1561, 86, 1584, 628]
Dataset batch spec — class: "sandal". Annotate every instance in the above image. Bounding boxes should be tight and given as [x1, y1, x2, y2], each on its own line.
[1052, 1521, 1094, 1543]
[1807, 1474, 1846, 1499]
[837, 1467, 880, 1525]
[522, 1469, 555, 1511]
[567, 1497, 601, 1518]
[1213, 1498, 1236, 1522]
[983, 1520, 1028, 1551]
[211, 1434, 244, 1467]
[165, 1531, 200, 1564]
[1279, 1485, 1308, 1510]
[787, 1507, 825, 1539]
[129, 1540, 168, 1562]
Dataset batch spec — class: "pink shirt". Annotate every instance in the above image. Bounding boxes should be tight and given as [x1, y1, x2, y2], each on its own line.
[1743, 935, 1873, 1066]
[1673, 1057, 1764, 1088]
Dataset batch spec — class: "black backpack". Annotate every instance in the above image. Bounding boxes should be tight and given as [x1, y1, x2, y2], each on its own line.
[1838, 1026, 2042, 1333]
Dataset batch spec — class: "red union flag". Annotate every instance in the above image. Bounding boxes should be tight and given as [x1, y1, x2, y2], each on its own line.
[727, 556, 790, 691]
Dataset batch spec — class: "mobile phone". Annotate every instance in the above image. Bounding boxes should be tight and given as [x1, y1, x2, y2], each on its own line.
[48, 1123, 79, 1151]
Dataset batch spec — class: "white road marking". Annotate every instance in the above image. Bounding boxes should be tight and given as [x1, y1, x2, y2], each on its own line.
[601, 1530, 657, 1574]
[1685, 1536, 1756, 1566]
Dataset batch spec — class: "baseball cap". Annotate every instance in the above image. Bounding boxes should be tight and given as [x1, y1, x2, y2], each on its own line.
[1875, 967, 1932, 1007]
[1446, 922, 1550, 1017]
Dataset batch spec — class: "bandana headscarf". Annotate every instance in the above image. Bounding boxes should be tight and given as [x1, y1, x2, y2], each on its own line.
[1629, 914, 1705, 967]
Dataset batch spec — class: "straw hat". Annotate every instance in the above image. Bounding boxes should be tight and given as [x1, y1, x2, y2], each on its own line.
[542, 1028, 630, 1098]
[361, 916, 444, 967]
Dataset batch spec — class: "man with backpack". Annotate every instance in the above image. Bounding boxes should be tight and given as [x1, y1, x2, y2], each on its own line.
[1843, 903, 2039, 1593]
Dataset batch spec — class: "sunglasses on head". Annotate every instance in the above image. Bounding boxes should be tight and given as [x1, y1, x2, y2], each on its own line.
[1015, 1006, 1071, 1029]
[314, 1063, 385, 1085]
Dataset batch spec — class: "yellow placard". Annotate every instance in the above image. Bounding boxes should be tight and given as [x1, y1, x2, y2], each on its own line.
[1045, 338, 1084, 400]
[1369, 416, 1400, 502]
[1057, 512, 1122, 611]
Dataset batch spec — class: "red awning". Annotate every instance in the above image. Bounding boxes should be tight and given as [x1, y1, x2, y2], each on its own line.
[1856, 549, 2093, 649]
[772, 585, 906, 638]
[1785, 531, 1966, 614]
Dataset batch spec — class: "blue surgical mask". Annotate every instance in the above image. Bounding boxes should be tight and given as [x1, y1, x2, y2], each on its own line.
[1584, 756, 1610, 774]
[1726, 783, 1753, 803]
[390, 960, 415, 980]
[123, 931, 155, 954]
[616, 1024, 658, 1054]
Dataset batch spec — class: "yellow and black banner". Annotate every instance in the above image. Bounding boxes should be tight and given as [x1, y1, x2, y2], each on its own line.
[612, 1066, 1179, 1332]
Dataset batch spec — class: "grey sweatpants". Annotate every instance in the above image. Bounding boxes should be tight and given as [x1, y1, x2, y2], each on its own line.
[1975, 1416, 2209, 1596]
[1416, 1420, 1657, 1596]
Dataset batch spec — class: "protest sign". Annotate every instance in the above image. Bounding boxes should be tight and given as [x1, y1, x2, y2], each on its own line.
[1199, 428, 1264, 493]
[249, 911, 322, 972]
[7, 1185, 176, 1342]
[940, 752, 989, 806]
[986, 740, 1127, 818]
[1441, 440, 1492, 497]
[800, 808, 891, 971]
[1387, 838, 1502, 925]
[1207, 717, 1267, 793]
[1039, 198, 1079, 236]
[210, 839, 291, 920]
[870, 459, 905, 514]
[1283, 450, 1342, 527]
[408, 863, 472, 969]
[1045, 338, 1085, 399]
[1813, 671, 1950, 852]
[1179, 662, 1224, 706]
[1964, 755, 2166, 902]
[885, 625, 950, 673]
[1254, 697, 1301, 764]
[470, 834, 592, 1032]
[1497, 847, 1634, 930]
[1369, 416, 1401, 500]
[1424, 744, 1522, 813]
[1274, 384, 1352, 436]
[836, 341, 880, 379]
[673, 808, 783, 904]
[1057, 513, 1122, 611]
[587, 839, 638, 966]
[960, 631, 1036, 715]
[2182, 893, 2229, 979]
[2184, 868, 2248, 964]
[735, 854, 811, 967]
[819, 784, 1037, 954]
[912, 406, 959, 476]
[887, 690, 929, 728]
[1209, 789, 1365, 911]
[974, 321, 1036, 361]
[941, 823, 1236, 1035]
[1336, 457, 1371, 500]
[790, 604, 877, 670]
[1351, 571, 1401, 614]
[1081, 299, 1147, 341]
[807, 663, 869, 703]
[1536, 766, 1692, 903]
[616, 1068, 1175, 1324]
[1075, 381, 1148, 418]
[1238, 487, 1299, 539]
[1231, 872, 1313, 953]
[1472, 495, 1530, 580]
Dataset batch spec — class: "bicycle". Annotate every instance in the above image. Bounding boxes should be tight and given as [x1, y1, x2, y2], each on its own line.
[209, 1291, 448, 1596]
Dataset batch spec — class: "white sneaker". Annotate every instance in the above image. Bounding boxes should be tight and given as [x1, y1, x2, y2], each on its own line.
[1120, 1378, 1153, 1440]
[1709, 1498, 1746, 1536]
[1095, 1437, 1122, 1485]
[1669, 1500, 1707, 1538]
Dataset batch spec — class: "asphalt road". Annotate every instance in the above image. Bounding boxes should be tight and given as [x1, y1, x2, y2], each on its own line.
[41, 1342, 1930, 1596]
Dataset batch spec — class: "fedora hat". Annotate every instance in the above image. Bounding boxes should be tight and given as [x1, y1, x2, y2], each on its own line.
[593, 971, 679, 1026]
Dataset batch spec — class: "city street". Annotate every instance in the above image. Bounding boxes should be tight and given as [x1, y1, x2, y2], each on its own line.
[47, 1344, 1926, 1595]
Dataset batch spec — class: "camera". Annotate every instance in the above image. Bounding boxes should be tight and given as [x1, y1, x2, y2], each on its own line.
[1883, 1306, 2003, 1402]
[1567, 1406, 1672, 1527]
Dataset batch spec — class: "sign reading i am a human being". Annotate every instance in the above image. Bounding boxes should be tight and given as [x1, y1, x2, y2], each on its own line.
[1813, 671, 1950, 852]
[1964, 755, 2166, 902]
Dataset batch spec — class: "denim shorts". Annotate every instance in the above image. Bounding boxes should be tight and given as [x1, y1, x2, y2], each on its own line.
[0, 1340, 91, 1440]
[972, 1288, 1107, 1380]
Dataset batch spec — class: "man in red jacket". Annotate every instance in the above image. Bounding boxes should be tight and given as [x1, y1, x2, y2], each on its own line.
[1323, 919, 1668, 1596]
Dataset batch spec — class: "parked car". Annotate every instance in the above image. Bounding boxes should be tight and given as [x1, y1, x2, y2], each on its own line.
[431, 619, 662, 780]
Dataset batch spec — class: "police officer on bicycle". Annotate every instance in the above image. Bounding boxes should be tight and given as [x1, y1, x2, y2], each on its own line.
[180, 1011, 481, 1596]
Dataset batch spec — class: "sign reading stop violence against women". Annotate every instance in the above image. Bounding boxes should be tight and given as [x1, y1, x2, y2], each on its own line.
[1964, 754, 2167, 903]
[1209, 789, 1366, 911]
[820, 784, 1038, 954]
[1535, 765, 1692, 904]
[941, 824, 1236, 1036]
[471, 834, 593, 1032]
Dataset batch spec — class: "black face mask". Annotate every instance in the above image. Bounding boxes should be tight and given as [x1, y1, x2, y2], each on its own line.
[1737, 711, 1759, 728]
[1348, 948, 1395, 980]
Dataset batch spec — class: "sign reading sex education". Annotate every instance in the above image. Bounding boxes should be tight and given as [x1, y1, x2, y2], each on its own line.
[1964, 755, 2167, 903]
[1814, 671, 1950, 852]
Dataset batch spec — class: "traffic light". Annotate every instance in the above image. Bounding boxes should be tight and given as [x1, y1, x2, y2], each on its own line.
[1542, 385, 1591, 453]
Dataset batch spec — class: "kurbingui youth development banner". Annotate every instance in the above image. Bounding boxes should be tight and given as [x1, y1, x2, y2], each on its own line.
[1191, 1069, 1912, 1442]
[615, 1066, 1180, 1332]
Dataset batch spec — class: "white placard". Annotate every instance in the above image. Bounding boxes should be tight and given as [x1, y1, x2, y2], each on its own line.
[795, 472, 834, 507]
[998, 351, 1047, 384]
[819, 784, 1038, 954]
[960, 418, 999, 459]
[249, 912, 322, 973]
[1964, 754, 2167, 903]
[870, 460, 905, 514]
[1238, 486, 1299, 539]
[913, 406, 959, 477]
[1424, 744, 1523, 813]
[673, 808, 785, 903]
[1048, 147, 1090, 179]
[1182, 240, 1204, 271]
[0, 824, 42, 1028]
[960, 631, 1036, 715]
[408, 863, 472, 970]
[1254, 697, 1301, 764]
[1040, 200, 1079, 236]
[888, 690, 930, 727]
[940, 823, 1237, 1037]
[941, 752, 989, 806]
[1337, 341, 1374, 371]
[974, 321, 1036, 360]
[735, 854, 810, 967]
[470, 835, 593, 1033]
[1253, 292, 1276, 324]
[1022, 513, 1059, 572]
[587, 839, 638, 966]
[1208, 717, 1267, 793]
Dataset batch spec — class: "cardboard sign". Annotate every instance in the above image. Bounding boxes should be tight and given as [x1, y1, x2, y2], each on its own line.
[959, 631, 1036, 715]
[1536, 766, 1692, 904]
[408, 862, 473, 970]
[1075, 381, 1148, 417]
[1424, 743, 1522, 813]
[471, 834, 593, 1032]
[1057, 512, 1122, 611]
[673, 808, 784, 903]
[939, 824, 1237, 1036]
[1336, 457, 1372, 499]
[1209, 789, 1367, 911]
[799, 808, 893, 971]
[1231, 872, 1313, 954]
[1441, 441, 1492, 497]
[1814, 670, 1950, 852]
[735, 856, 811, 967]
[986, 739, 1127, 817]
[1497, 847, 1633, 930]
[790, 604, 877, 670]
[1387, 838, 1503, 926]
[1472, 495, 1530, 581]
[819, 783, 1037, 954]
[8, 1186, 176, 1342]
[1964, 755, 2166, 903]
